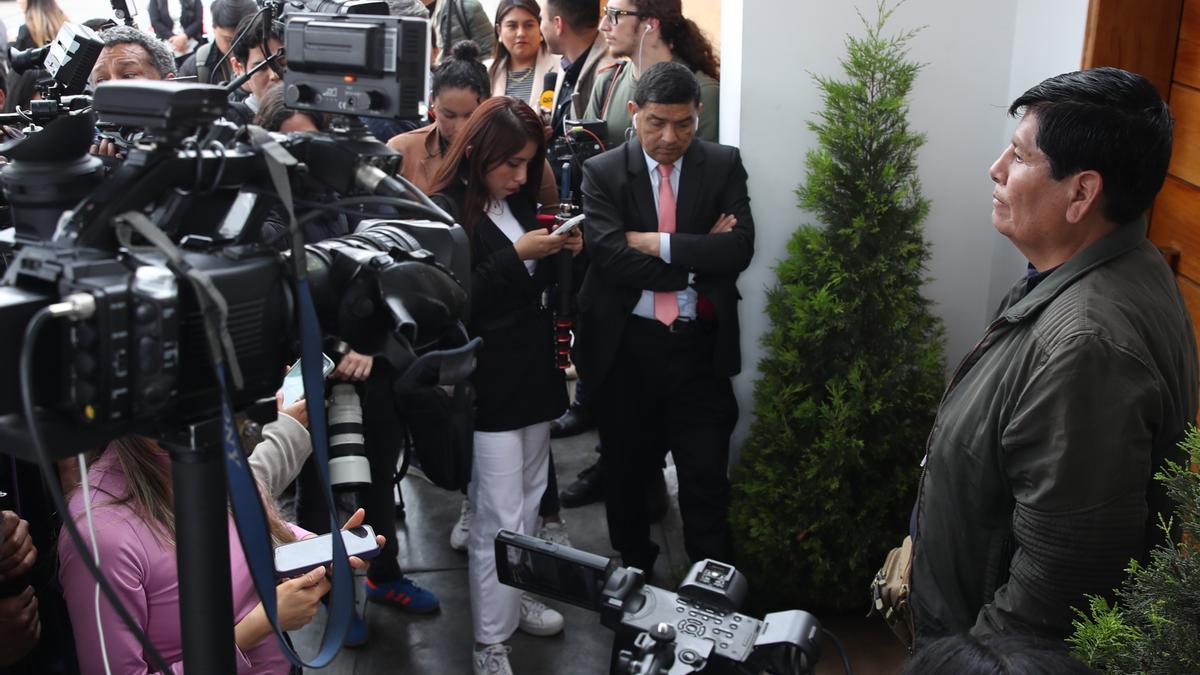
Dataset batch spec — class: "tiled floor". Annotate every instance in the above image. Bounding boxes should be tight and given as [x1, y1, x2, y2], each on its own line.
[292, 420, 906, 674]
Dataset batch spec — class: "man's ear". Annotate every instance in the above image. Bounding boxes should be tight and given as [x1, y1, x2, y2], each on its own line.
[627, 100, 639, 117]
[165, 72, 175, 80]
[230, 56, 244, 74]
[1065, 169, 1104, 224]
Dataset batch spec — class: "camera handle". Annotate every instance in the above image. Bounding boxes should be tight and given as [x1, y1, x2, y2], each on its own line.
[619, 624, 714, 675]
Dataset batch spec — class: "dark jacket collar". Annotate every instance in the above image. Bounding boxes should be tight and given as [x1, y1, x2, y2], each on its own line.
[1002, 217, 1149, 323]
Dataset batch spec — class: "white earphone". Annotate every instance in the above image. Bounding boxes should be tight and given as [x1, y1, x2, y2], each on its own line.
[644, 24, 652, 33]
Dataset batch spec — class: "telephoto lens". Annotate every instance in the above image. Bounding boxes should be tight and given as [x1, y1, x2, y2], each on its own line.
[327, 383, 370, 491]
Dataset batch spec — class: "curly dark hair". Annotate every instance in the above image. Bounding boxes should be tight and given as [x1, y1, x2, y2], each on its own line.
[433, 40, 490, 100]
[634, 0, 719, 81]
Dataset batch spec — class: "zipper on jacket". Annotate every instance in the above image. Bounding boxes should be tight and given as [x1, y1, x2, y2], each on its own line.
[909, 315, 1012, 646]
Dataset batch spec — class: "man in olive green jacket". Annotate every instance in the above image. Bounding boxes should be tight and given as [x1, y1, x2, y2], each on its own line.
[910, 68, 1199, 646]
[431, 0, 494, 63]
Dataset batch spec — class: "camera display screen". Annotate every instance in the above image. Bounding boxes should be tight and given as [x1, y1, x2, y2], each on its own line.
[495, 531, 614, 611]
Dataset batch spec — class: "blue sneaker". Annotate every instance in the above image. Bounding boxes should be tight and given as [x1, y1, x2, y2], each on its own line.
[364, 577, 440, 614]
[344, 609, 368, 648]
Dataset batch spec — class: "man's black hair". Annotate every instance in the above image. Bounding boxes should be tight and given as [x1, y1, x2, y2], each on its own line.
[545, 0, 599, 33]
[431, 40, 490, 100]
[633, 61, 700, 107]
[1009, 67, 1173, 225]
[211, 0, 258, 30]
[231, 13, 284, 63]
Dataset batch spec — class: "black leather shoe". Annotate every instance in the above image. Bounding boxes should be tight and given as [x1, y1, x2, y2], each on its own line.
[560, 461, 603, 507]
[550, 404, 595, 438]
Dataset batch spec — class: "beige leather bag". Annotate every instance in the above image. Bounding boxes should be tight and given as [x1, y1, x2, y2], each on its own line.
[869, 536, 915, 651]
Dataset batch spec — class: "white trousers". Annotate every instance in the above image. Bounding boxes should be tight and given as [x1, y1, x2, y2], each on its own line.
[468, 422, 551, 644]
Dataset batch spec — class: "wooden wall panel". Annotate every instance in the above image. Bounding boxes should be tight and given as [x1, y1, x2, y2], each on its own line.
[1168, 83, 1200, 186]
[1177, 274, 1200, 366]
[1082, 0, 1185, 98]
[1178, 0, 1200, 88]
[1150, 176, 1200, 281]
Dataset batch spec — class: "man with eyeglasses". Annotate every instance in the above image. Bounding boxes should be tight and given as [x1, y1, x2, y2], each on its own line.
[583, 0, 720, 149]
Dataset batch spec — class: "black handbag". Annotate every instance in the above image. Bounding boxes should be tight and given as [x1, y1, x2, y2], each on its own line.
[391, 323, 481, 492]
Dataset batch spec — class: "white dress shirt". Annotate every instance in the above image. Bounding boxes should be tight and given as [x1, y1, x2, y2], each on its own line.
[487, 199, 536, 275]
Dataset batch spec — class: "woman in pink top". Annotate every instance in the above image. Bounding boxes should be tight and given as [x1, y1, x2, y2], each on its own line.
[58, 432, 371, 675]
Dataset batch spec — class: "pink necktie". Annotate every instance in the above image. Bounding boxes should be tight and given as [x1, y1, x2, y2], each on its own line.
[654, 163, 679, 326]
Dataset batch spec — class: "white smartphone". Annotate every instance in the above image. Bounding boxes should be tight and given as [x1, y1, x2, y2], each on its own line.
[274, 525, 380, 578]
[281, 354, 336, 407]
[551, 214, 585, 237]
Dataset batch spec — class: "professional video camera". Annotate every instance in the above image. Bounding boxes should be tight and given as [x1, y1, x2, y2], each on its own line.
[3, 21, 103, 127]
[496, 531, 838, 675]
[0, 7, 467, 672]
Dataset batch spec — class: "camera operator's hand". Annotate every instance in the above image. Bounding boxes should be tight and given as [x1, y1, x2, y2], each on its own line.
[709, 213, 737, 234]
[0, 511, 36, 582]
[89, 138, 125, 161]
[168, 34, 190, 53]
[332, 350, 373, 382]
[624, 231, 661, 257]
[275, 389, 309, 428]
[0, 586, 40, 666]
[515, 230, 569, 261]
[561, 228, 584, 257]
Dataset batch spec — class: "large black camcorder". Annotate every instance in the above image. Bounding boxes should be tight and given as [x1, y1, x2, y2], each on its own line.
[495, 531, 827, 675]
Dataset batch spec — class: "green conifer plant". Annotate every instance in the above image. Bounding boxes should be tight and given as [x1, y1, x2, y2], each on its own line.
[730, 1, 946, 611]
[1067, 426, 1200, 674]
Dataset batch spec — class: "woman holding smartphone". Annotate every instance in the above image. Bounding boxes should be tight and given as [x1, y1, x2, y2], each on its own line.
[429, 96, 582, 675]
[57, 401, 381, 674]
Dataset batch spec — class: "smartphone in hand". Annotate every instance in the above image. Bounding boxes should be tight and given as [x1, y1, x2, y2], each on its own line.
[281, 354, 336, 407]
[274, 526, 381, 578]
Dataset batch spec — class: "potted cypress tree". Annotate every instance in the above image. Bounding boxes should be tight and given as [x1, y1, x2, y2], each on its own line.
[730, 1, 946, 611]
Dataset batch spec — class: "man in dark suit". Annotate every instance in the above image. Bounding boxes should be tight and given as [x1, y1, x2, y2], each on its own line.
[577, 61, 754, 574]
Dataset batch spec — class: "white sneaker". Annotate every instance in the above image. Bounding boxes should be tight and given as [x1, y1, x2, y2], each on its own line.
[536, 519, 572, 547]
[518, 593, 564, 636]
[449, 498, 473, 552]
[473, 643, 513, 675]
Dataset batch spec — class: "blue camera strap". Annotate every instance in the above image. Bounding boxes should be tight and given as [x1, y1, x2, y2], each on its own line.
[115, 124, 355, 669]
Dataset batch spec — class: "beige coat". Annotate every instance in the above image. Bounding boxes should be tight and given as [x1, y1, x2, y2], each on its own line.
[387, 123, 561, 207]
[485, 47, 562, 112]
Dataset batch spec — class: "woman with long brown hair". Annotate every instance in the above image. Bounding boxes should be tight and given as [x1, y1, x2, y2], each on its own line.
[14, 0, 68, 50]
[57, 397, 381, 674]
[429, 96, 582, 675]
[485, 0, 559, 111]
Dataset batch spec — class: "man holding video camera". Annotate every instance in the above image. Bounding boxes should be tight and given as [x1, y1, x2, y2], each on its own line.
[88, 25, 177, 158]
[578, 62, 753, 577]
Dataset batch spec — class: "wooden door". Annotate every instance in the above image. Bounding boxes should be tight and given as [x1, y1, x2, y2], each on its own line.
[1084, 0, 1200, 387]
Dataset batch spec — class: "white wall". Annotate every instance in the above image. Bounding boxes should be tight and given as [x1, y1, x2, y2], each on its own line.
[726, 0, 1088, 451]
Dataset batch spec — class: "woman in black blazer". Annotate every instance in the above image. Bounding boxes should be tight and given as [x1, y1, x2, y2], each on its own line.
[429, 96, 581, 675]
